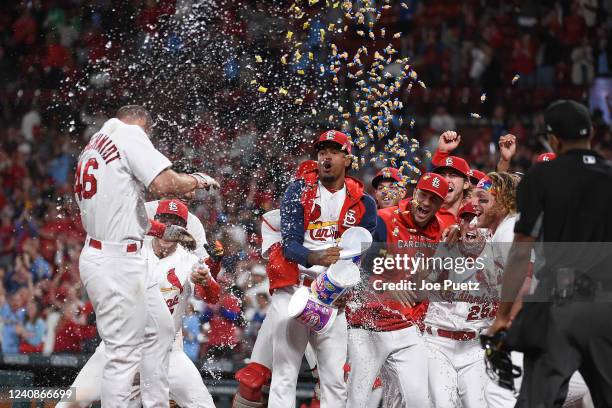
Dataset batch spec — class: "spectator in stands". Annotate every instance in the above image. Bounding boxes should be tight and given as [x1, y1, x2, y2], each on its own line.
[1, 292, 25, 354]
[4, 255, 32, 294]
[17, 301, 45, 353]
[53, 301, 96, 354]
[183, 303, 202, 362]
[22, 238, 51, 282]
[430, 105, 456, 133]
[571, 37, 595, 85]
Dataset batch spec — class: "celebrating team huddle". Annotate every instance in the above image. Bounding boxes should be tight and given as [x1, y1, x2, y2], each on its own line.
[70, 104, 595, 407]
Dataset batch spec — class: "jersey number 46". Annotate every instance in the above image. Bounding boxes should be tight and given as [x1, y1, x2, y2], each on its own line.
[74, 158, 98, 200]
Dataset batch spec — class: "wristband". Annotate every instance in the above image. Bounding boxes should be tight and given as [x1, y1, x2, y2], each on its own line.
[148, 219, 166, 238]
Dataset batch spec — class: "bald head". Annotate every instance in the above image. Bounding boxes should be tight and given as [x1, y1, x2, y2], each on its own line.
[117, 105, 153, 135]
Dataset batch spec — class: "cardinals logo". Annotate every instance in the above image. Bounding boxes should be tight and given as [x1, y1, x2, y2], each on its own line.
[166, 268, 183, 293]
[342, 209, 357, 227]
[310, 203, 322, 221]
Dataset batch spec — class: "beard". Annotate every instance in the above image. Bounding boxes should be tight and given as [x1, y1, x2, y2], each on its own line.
[320, 173, 337, 184]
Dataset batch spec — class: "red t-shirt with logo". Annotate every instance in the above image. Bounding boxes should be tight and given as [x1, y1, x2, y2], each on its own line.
[347, 201, 443, 331]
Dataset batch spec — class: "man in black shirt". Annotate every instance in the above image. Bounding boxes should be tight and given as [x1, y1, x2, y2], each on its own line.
[489, 100, 612, 406]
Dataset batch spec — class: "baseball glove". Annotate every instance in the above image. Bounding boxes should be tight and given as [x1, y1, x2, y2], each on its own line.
[480, 331, 522, 394]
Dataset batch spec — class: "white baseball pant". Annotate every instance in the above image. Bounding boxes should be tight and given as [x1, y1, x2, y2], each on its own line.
[79, 241, 148, 407]
[424, 333, 487, 408]
[485, 352, 593, 408]
[347, 326, 429, 408]
[57, 338, 214, 408]
[250, 293, 319, 372]
[79, 241, 174, 408]
[268, 287, 347, 408]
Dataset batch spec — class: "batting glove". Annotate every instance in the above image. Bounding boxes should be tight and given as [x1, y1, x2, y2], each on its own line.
[163, 224, 196, 250]
[204, 240, 224, 262]
[190, 172, 220, 190]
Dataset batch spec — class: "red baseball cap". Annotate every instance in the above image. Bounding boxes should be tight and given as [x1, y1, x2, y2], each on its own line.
[314, 130, 352, 155]
[537, 152, 556, 162]
[458, 202, 478, 217]
[156, 199, 188, 223]
[372, 167, 402, 188]
[416, 173, 449, 200]
[468, 169, 487, 185]
[433, 156, 470, 178]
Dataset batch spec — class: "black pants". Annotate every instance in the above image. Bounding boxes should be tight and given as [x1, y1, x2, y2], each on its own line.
[511, 301, 612, 407]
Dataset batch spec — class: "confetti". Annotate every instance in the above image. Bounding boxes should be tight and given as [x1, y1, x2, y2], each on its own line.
[257, 86, 268, 93]
[393, 32, 401, 38]
[470, 113, 481, 119]
[480, 93, 486, 102]
[512, 74, 520, 84]
[255, 55, 263, 63]
[286, 31, 293, 40]
[279, 88, 288, 95]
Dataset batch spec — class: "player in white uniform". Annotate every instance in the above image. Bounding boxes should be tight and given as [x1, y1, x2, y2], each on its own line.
[60, 200, 218, 408]
[76, 105, 218, 407]
[267, 132, 377, 408]
[423, 202, 497, 408]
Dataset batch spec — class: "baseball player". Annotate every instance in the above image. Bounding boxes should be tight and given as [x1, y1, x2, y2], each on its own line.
[145, 200, 224, 279]
[346, 173, 449, 407]
[233, 161, 323, 408]
[59, 199, 219, 408]
[472, 173, 592, 407]
[265, 130, 376, 408]
[371, 167, 407, 209]
[75, 105, 218, 407]
[423, 202, 497, 408]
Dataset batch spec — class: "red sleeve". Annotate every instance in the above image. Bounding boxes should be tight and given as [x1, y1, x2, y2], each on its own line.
[432, 148, 449, 166]
[205, 257, 221, 279]
[195, 277, 221, 304]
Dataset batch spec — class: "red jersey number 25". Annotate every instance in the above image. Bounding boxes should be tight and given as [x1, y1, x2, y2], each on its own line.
[74, 158, 99, 200]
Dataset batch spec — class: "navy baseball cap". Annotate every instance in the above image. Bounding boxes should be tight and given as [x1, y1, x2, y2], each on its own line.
[544, 100, 592, 140]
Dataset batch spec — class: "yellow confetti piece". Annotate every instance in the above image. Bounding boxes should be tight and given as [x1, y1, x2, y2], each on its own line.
[303, 21, 310, 29]
[328, 23, 335, 31]
[279, 88, 288, 95]
[281, 54, 288, 65]
[309, 0, 318, 5]
[320, 29, 325, 42]
[286, 31, 293, 40]
[297, 69, 305, 75]
[258, 86, 268, 93]
[308, 52, 314, 60]
[255, 55, 263, 63]
[250, 79, 257, 85]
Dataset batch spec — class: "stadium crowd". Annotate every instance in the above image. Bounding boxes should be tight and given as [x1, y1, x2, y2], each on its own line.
[1, 0, 611, 366]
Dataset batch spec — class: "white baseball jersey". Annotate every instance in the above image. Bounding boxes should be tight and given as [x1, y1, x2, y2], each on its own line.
[300, 182, 346, 278]
[424, 242, 499, 333]
[142, 239, 202, 337]
[75, 118, 171, 242]
[145, 201, 208, 259]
